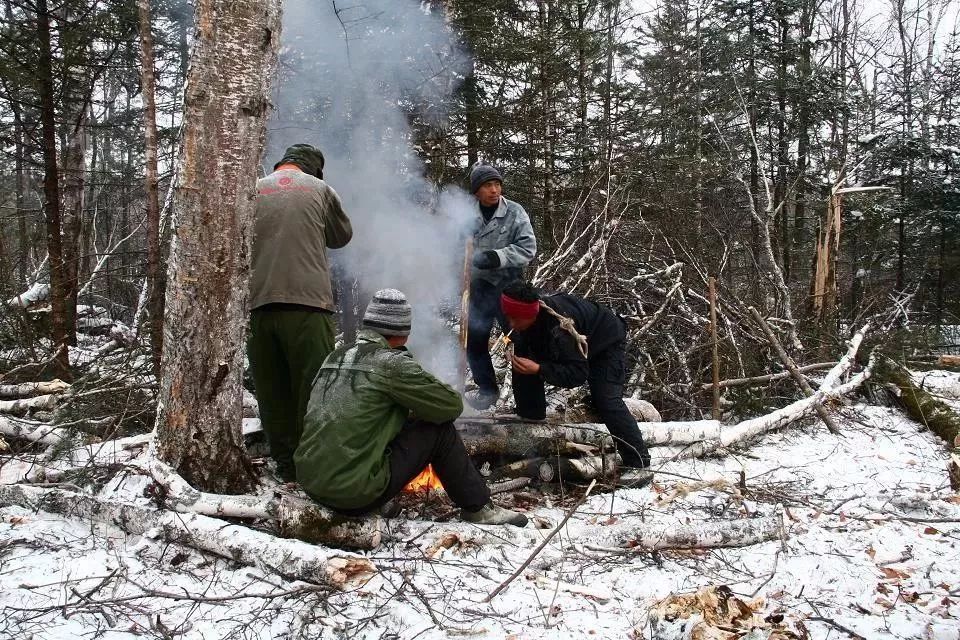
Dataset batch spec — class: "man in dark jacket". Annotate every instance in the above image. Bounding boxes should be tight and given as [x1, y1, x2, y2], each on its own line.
[499, 281, 652, 484]
[295, 289, 528, 526]
[465, 163, 537, 410]
[248, 143, 353, 481]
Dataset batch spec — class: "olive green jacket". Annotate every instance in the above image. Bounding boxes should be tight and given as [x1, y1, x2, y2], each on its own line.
[249, 169, 352, 312]
[294, 330, 463, 510]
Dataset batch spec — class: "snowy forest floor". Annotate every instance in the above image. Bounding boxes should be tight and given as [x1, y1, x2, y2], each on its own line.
[1, 374, 959, 639]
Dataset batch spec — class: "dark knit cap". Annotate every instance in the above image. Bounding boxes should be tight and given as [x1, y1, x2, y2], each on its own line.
[362, 289, 412, 337]
[470, 163, 503, 193]
[275, 144, 325, 178]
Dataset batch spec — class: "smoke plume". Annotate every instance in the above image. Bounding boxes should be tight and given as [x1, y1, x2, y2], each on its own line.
[266, 0, 474, 381]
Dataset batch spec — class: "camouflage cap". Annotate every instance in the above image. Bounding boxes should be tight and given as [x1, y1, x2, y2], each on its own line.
[275, 144, 325, 178]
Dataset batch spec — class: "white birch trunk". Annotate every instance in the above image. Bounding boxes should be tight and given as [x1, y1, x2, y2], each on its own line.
[0, 379, 70, 398]
[5, 282, 50, 308]
[155, 0, 283, 493]
[0, 484, 375, 589]
[400, 513, 784, 553]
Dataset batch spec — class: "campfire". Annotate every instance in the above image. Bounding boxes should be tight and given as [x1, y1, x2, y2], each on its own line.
[404, 464, 444, 492]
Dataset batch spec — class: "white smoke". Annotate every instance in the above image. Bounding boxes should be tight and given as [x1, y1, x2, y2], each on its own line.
[267, 0, 475, 382]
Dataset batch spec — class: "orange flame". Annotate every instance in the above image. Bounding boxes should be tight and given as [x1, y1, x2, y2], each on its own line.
[404, 464, 444, 492]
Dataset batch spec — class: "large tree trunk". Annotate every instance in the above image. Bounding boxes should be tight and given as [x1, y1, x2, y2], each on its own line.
[463, 58, 479, 167]
[155, 0, 283, 494]
[793, 0, 813, 287]
[7, 2, 29, 289]
[536, 0, 556, 249]
[35, 0, 70, 376]
[138, 0, 165, 382]
[61, 115, 86, 346]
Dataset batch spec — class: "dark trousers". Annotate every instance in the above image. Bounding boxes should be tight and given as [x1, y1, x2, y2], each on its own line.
[466, 279, 506, 394]
[248, 308, 335, 478]
[342, 419, 491, 515]
[514, 342, 651, 468]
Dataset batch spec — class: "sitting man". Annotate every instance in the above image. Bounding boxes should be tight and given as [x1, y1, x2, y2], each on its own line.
[295, 288, 528, 526]
[499, 281, 652, 486]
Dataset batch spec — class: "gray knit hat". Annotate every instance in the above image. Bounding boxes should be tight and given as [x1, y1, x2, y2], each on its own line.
[470, 163, 503, 193]
[362, 289, 412, 337]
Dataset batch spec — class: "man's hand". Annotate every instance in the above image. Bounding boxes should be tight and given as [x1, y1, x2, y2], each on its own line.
[472, 250, 501, 270]
[511, 355, 541, 375]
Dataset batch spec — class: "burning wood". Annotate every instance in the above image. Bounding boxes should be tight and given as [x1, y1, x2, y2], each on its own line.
[492, 328, 514, 357]
[403, 464, 444, 492]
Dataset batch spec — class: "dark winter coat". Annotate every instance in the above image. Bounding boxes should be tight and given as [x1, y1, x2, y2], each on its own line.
[512, 293, 627, 388]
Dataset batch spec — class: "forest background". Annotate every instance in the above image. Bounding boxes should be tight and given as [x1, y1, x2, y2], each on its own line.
[0, 0, 958, 423]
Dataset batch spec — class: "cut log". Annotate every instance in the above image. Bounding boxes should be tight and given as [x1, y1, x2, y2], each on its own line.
[938, 355, 960, 368]
[877, 356, 960, 447]
[561, 398, 662, 423]
[0, 379, 70, 399]
[147, 457, 277, 519]
[148, 458, 383, 551]
[398, 512, 784, 553]
[456, 418, 723, 458]
[278, 495, 383, 550]
[0, 415, 72, 446]
[553, 454, 620, 481]
[0, 483, 375, 589]
[0, 394, 60, 416]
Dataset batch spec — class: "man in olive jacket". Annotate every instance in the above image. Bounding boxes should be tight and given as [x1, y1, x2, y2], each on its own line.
[465, 163, 537, 410]
[295, 289, 527, 526]
[248, 143, 353, 481]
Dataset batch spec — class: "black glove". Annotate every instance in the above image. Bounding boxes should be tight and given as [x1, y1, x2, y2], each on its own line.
[473, 250, 501, 270]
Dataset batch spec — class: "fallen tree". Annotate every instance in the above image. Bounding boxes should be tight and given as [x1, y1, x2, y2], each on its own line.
[397, 510, 785, 554]
[457, 419, 724, 458]
[0, 393, 60, 416]
[876, 356, 960, 447]
[0, 483, 375, 589]
[148, 458, 383, 550]
[0, 379, 70, 399]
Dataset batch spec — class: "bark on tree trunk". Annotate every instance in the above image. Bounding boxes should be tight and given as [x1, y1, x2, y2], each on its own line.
[61, 115, 86, 346]
[456, 418, 723, 458]
[464, 58, 478, 167]
[155, 0, 283, 494]
[138, 0, 165, 382]
[876, 356, 960, 447]
[36, 0, 71, 377]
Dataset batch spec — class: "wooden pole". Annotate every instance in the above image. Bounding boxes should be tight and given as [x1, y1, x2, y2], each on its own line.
[709, 276, 720, 421]
[748, 306, 841, 435]
[458, 239, 474, 392]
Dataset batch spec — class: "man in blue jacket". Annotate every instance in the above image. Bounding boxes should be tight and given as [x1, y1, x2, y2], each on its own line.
[465, 163, 537, 409]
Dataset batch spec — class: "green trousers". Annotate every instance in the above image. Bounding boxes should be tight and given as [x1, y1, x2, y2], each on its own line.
[248, 307, 335, 479]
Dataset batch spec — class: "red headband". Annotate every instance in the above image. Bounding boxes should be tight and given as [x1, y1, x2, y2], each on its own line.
[500, 294, 540, 320]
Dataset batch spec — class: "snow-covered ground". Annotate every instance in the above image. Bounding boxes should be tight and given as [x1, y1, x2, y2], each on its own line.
[2, 379, 959, 639]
